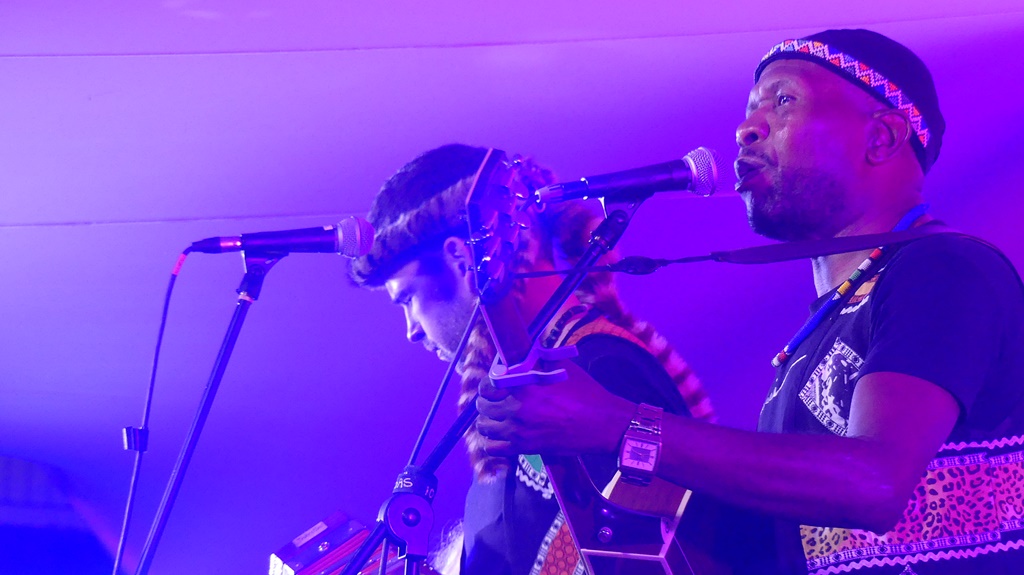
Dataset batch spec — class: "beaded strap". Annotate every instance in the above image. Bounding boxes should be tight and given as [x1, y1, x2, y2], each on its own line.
[772, 204, 929, 367]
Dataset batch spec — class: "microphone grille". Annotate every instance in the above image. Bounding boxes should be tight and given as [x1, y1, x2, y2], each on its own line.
[684, 147, 723, 197]
[337, 216, 375, 257]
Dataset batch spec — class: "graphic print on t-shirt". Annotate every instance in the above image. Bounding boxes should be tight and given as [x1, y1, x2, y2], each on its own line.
[840, 273, 880, 315]
[798, 338, 864, 436]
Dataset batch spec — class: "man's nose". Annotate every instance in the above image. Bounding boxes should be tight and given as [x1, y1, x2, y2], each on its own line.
[736, 113, 768, 148]
[406, 316, 425, 344]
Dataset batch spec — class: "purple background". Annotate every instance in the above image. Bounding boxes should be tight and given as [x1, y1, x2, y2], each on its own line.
[1, 2, 1022, 573]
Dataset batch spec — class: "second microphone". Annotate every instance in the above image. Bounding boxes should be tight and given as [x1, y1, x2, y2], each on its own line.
[190, 215, 374, 257]
[536, 147, 722, 204]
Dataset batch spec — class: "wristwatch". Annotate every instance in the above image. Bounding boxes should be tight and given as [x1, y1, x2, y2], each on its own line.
[617, 403, 664, 486]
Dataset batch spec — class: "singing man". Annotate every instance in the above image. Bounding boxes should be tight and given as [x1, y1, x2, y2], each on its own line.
[475, 29, 1024, 574]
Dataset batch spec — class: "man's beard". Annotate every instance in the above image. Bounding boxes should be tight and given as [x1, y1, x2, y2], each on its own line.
[744, 166, 849, 242]
[433, 303, 475, 362]
[431, 287, 478, 362]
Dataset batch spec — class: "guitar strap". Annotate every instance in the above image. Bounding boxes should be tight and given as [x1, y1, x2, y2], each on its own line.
[708, 223, 954, 265]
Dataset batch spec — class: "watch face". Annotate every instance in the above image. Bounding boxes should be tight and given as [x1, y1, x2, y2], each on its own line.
[621, 438, 659, 471]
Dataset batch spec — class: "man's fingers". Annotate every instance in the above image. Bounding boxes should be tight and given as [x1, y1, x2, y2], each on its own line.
[476, 416, 507, 439]
[478, 376, 511, 401]
[476, 392, 520, 421]
[480, 438, 515, 457]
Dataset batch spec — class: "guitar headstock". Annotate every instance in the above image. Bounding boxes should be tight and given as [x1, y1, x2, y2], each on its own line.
[464, 149, 532, 305]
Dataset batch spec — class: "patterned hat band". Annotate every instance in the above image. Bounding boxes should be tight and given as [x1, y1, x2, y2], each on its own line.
[760, 39, 931, 150]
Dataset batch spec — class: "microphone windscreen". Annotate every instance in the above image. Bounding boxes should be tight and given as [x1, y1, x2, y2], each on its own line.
[684, 147, 723, 197]
[338, 216, 375, 257]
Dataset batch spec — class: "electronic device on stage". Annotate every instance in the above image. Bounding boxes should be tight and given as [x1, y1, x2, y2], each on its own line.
[269, 510, 404, 575]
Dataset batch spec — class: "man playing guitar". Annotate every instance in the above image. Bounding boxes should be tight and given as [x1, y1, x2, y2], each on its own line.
[349, 143, 715, 574]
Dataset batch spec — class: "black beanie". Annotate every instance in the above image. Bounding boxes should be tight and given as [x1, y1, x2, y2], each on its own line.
[755, 29, 945, 174]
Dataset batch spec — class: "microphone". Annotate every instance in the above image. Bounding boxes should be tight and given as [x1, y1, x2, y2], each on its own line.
[536, 147, 722, 203]
[189, 215, 375, 257]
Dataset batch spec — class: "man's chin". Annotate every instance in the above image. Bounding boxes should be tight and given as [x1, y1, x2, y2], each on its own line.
[743, 195, 790, 241]
[740, 188, 793, 241]
[749, 206, 827, 242]
[740, 193, 774, 238]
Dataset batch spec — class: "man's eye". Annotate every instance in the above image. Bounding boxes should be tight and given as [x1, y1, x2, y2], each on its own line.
[777, 94, 794, 106]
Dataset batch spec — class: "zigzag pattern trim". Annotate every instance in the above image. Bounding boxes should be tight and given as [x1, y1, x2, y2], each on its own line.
[940, 433, 1024, 451]
[761, 39, 931, 149]
[807, 531, 1002, 570]
[808, 538, 1024, 575]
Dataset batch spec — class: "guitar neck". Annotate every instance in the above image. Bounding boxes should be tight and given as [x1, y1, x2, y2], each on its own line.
[480, 295, 534, 368]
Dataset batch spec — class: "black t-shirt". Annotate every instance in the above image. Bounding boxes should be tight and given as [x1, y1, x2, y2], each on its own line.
[461, 324, 690, 575]
[759, 234, 1024, 574]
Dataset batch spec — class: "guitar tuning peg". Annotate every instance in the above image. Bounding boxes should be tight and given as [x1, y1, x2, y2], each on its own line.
[496, 221, 520, 244]
[486, 259, 506, 281]
[468, 229, 493, 244]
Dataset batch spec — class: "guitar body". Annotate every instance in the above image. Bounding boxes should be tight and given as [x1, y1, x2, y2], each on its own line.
[546, 457, 749, 575]
[545, 460, 693, 574]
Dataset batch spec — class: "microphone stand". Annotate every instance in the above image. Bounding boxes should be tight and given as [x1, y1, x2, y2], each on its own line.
[531, 200, 640, 335]
[340, 198, 643, 575]
[134, 251, 285, 575]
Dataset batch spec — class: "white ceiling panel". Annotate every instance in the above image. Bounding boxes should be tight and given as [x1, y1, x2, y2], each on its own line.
[1, 1, 1022, 55]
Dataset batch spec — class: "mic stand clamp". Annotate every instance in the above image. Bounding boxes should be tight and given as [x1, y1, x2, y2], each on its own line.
[384, 466, 437, 560]
[341, 466, 437, 575]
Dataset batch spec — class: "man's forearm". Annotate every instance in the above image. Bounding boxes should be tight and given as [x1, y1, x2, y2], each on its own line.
[479, 365, 954, 533]
[655, 414, 906, 532]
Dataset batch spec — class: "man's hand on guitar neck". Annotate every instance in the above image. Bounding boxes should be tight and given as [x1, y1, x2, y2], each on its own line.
[476, 362, 635, 457]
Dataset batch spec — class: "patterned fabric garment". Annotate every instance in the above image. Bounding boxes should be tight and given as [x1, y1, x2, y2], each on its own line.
[759, 234, 1024, 574]
[462, 305, 706, 575]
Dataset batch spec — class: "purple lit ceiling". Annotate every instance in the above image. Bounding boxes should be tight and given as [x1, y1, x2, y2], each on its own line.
[1, 2, 1022, 574]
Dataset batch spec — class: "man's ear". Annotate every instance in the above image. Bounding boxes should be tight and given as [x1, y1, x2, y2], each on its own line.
[441, 236, 472, 277]
[867, 109, 913, 166]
